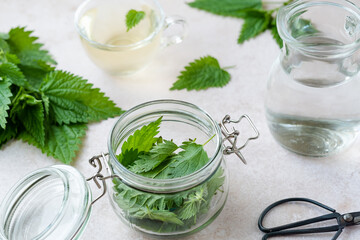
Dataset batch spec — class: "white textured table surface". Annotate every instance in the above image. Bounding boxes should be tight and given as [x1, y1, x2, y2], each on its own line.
[1, 0, 360, 239]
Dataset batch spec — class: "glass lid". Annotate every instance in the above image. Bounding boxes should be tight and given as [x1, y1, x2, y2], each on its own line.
[0, 165, 92, 240]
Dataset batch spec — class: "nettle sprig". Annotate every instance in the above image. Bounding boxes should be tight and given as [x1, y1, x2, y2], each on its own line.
[188, 0, 294, 48]
[0, 27, 124, 163]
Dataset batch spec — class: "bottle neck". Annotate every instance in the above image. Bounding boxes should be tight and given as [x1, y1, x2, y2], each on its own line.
[277, 0, 360, 58]
[280, 42, 360, 87]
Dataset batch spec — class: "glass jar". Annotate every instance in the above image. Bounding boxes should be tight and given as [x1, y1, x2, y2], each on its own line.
[265, 0, 360, 157]
[106, 100, 229, 237]
[0, 100, 258, 239]
[0, 165, 92, 240]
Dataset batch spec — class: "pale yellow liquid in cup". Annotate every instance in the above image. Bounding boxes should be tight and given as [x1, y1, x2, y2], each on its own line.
[79, 4, 162, 75]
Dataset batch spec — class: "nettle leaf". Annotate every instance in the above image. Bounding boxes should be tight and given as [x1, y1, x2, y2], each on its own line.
[5, 27, 56, 90]
[206, 167, 225, 199]
[40, 70, 123, 124]
[170, 56, 231, 91]
[7, 27, 56, 67]
[113, 179, 165, 209]
[114, 179, 185, 225]
[166, 141, 209, 179]
[44, 124, 87, 164]
[0, 62, 27, 87]
[20, 61, 54, 90]
[4, 53, 20, 65]
[121, 117, 162, 153]
[133, 207, 184, 225]
[19, 123, 87, 164]
[126, 9, 146, 32]
[117, 149, 140, 168]
[139, 158, 173, 179]
[0, 78, 12, 129]
[17, 95, 45, 146]
[129, 140, 178, 174]
[238, 10, 272, 44]
[177, 187, 207, 220]
[117, 117, 162, 167]
[188, 0, 262, 18]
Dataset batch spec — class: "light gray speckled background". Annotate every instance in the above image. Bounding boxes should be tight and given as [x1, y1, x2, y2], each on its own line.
[0, 0, 360, 239]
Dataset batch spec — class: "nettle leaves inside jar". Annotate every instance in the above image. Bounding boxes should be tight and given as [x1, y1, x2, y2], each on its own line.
[113, 116, 225, 232]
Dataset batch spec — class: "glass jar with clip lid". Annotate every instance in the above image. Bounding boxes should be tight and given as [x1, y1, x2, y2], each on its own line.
[0, 99, 259, 239]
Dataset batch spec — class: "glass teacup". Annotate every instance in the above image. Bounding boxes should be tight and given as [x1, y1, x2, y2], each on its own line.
[75, 0, 187, 76]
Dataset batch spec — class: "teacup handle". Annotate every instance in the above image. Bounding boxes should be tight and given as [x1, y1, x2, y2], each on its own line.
[162, 15, 187, 47]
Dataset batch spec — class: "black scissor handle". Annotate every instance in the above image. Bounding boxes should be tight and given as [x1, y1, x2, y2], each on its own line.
[258, 197, 337, 232]
[262, 227, 343, 240]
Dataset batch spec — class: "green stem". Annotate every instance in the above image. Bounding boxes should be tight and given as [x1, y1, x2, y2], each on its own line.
[0, 49, 5, 62]
[152, 160, 172, 179]
[263, 0, 293, 5]
[203, 134, 216, 146]
[223, 65, 236, 70]
[11, 87, 24, 104]
[263, 1, 286, 4]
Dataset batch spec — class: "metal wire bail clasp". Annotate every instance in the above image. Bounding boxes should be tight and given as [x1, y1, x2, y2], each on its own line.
[86, 153, 121, 205]
[219, 114, 259, 164]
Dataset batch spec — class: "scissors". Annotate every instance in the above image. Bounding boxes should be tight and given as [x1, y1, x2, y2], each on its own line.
[258, 198, 360, 239]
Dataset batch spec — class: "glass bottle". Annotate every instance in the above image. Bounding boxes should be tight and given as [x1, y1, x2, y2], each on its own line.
[106, 100, 229, 237]
[265, 0, 360, 157]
